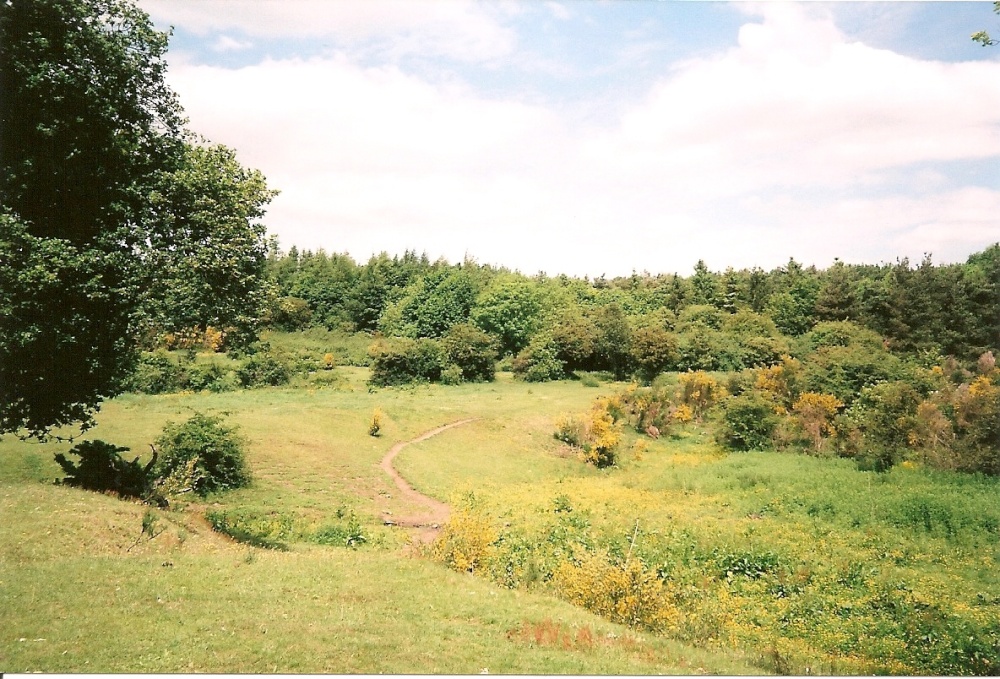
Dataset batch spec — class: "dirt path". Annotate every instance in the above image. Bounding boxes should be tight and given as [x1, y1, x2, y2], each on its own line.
[378, 418, 476, 543]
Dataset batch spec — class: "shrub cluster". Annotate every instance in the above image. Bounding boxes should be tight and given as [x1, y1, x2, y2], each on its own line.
[713, 349, 1000, 475]
[54, 412, 252, 505]
[205, 507, 367, 550]
[124, 346, 303, 394]
[553, 551, 678, 632]
[153, 413, 252, 495]
[54, 440, 155, 498]
[554, 396, 625, 468]
[367, 325, 498, 387]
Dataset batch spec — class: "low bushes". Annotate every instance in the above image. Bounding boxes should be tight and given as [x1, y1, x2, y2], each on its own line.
[54, 440, 155, 498]
[153, 412, 252, 495]
[124, 347, 293, 394]
[236, 351, 291, 387]
[55, 412, 251, 505]
[442, 323, 498, 382]
[716, 390, 781, 451]
[368, 337, 444, 386]
[205, 507, 368, 550]
[368, 329, 500, 387]
[553, 396, 624, 468]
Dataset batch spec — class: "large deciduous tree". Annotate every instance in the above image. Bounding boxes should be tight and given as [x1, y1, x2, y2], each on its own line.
[0, 0, 274, 438]
[139, 142, 278, 347]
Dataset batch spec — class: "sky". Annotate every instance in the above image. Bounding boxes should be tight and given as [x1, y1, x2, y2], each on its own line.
[138, 0, 1000, 278]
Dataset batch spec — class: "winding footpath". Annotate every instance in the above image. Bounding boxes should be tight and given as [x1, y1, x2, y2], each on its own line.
[378, 418, 476, 542]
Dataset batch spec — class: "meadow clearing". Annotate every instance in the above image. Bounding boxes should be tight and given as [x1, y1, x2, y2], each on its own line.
[2, 356, 999, 674]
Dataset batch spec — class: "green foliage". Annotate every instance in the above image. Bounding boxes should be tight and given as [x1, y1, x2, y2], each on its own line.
[716, 390, 781, 451]
[471, 276, 544, 355]
[393, 268, 480, 339]
[841, 381, 921, 471]
[549, 308, 599, 373]
[677, 304, 725, 330]
[440, 364, 463, 385]
[205, 506, 369, 551]
[805, 320, 884, 351]
[153, 413, 251, 495]
[512, 335, 566, 382]
[592, 304, 633, 380]
[236, 351, 292, 388]
[123, 350, 184, 394]
[54, 440, 153, 498]
[139, 142, 277, 348]
[0, 0, 274, 438]
[801, 344, 906, 406]
[721, 309, 779, 336]
[268, 296, 314, 331]
[368, 337, 444, 386]
[442, 323, 498, 382]
[0, 0, 183, 431]
[630, 326, 679, 383]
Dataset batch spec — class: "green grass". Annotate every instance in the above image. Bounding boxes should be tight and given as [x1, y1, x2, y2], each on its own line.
[5, 358, 999, 674]
[1, 485, 753, 674]
[409, 417, 1000, 674]
[0, 368, 761, 674]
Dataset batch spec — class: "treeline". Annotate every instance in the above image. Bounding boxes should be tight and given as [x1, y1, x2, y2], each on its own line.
[264, 243, 1000, 379]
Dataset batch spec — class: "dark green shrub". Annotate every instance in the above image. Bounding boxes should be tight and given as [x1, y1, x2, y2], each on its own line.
[721, 309, 780, 337]
[440, 364, 463, 385]
[630, 325, 679, 383]
[738, 335, 789, 368]
[368, 337, 444, 386]
[716, 390, 781, 451]
[54, 440, 154, 498]
[153, 413, 252, 495]
[512, 336, 565, 382]
[442, 323, 498, 382]
[843, 381, 921, 471]
[185, 361, 237, 392]
[801, 345, 906, 406]
[677, 327, 739, 371]
[269, 295, 313, 331]
[237, 352, 291, 388]
[124, 350, 183, 394]
[550, 311, 599, 372]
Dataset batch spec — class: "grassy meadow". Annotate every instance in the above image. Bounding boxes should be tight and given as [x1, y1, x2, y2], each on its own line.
[3, 348, 999, 674]
[1, 365, 758, 674]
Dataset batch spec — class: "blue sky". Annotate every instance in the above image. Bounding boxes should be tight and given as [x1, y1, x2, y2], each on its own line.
[140, 1, 1000, 277]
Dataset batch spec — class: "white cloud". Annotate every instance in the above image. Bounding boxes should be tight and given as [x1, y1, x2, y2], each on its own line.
[141, 0, 515, 62]
[211, 35, 253, 52]
[162, 4, 1000, 276]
